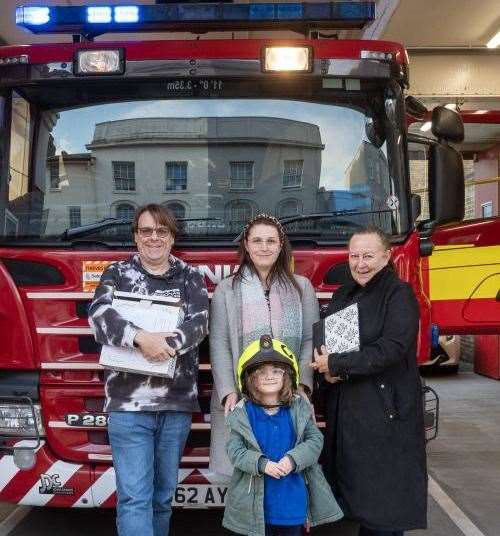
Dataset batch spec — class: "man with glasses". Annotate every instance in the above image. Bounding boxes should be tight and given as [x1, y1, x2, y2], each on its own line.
[89, 204, 209, 536]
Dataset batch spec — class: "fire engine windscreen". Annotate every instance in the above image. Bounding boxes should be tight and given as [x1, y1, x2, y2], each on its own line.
[1, 91, 407, 243]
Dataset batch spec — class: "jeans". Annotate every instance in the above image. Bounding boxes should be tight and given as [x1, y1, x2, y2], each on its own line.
[108, 410, 192, 536]
[265, 525, 303, 536]
[359, 527, 404, 536]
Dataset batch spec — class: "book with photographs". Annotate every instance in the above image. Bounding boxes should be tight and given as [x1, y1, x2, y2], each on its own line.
[99, 291, 182, 378]
[313, 303, 360, 354]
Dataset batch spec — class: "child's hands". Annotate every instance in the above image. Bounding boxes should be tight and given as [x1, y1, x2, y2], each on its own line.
[264, 461, 287, 479]
[276, 456, 294, 476]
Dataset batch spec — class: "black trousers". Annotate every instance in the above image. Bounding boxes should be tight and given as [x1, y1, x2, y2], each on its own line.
[359, 527, 403, 536]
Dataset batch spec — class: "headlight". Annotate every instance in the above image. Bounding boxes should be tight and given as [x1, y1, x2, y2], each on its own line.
[76, 49, 124, 75]
[262, 46, 312, 72]
[0, 404, 44, 437]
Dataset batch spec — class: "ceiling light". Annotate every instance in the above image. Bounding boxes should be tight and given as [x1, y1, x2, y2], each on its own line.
[486, 31, 500, 48]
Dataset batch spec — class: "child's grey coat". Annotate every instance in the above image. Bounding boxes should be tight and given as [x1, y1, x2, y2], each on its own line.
[222, 396, 343, 536]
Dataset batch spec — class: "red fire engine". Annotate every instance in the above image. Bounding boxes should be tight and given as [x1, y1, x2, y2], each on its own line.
[0, 1, 498, 509]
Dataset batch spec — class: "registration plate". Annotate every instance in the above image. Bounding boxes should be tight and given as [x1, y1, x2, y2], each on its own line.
[65, 413, 108, 427]
[173, 485, 227, 507]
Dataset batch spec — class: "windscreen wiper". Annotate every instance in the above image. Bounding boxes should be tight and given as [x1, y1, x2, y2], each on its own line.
[279, 209, 394, 226]
[62, 217, 223, 239]
[62, 218, 131, 239]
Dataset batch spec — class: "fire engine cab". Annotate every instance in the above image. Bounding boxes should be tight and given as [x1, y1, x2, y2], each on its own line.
[0, 1, 498, 509]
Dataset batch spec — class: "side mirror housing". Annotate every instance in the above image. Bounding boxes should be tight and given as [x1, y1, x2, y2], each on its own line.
[429, 143, 464, 224]
[431, 106, 464, 143]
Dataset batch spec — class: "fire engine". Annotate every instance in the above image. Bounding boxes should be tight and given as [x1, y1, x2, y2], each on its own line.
[0, 1, 499, 509]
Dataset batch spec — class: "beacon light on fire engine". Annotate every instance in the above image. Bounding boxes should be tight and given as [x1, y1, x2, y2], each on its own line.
[75, 49, 124, 75]
[15, 6, 50, 26]
[15, 3, 375, 36]
[262, 46, 312, 73]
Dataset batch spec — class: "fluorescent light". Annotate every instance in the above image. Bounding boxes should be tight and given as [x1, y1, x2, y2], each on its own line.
[420, 122, 432, 132]
[115, 6, 139, 23]
[87, 6, 112, 24]
[486, 31, 500, 48]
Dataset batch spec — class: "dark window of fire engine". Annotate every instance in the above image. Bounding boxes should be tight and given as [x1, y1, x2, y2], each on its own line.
[165, 161, 187, 191]
[283, 160, 303, 188]
[116, 203, 136, 220]
[9, 93, 32, 206]
[113, 161, 135, 191]
[166, 202, 186, 219]
[230, 162, 254, 190]
[68, 206, 81, 228]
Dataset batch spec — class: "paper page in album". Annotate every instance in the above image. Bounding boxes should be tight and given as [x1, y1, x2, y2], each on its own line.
[99, 292, 182, 378]
[323, 303, 360, 354]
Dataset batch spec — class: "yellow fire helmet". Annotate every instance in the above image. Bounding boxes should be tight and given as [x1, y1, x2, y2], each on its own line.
[237, 335, 300, 392]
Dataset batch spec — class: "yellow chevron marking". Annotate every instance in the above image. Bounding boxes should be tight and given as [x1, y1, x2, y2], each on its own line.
[428, 244, 500, 301]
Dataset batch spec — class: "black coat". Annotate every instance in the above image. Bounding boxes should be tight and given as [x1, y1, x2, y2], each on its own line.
[323, 266, 427, 531]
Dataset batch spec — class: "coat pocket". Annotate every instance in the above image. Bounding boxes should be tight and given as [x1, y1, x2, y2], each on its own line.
[305, 463, 343, 527]
[372, 377, 399, 421]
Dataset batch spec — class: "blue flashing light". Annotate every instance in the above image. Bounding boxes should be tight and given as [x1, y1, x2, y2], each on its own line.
[87, 6, 112, 24]
[16, 7, 50, 26]
[15, 2, 375, 35]
[114, 6, 140, 23]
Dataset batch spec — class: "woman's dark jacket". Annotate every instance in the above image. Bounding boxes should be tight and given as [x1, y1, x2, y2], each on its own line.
[323, 266, 427, 531]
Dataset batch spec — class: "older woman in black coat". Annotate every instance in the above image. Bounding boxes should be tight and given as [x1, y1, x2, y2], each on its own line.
[312, 226, 427, 536]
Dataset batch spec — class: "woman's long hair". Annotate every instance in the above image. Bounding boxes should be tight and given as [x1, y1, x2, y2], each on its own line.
[232, 214, 301, 295]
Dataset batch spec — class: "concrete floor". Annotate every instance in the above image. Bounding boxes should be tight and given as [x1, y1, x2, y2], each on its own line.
[1, 371, 499, 535]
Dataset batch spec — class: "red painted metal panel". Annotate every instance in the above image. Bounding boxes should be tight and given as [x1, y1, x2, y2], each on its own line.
[475, 335, 500, 380]
[0, 39, 407, 65]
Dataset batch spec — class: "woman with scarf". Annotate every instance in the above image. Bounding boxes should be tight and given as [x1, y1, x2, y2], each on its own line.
[209, 214, 319, 479]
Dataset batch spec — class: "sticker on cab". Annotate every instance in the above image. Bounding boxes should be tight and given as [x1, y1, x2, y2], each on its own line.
[82, 261, 113, 292]
[386, 195, 399, 211]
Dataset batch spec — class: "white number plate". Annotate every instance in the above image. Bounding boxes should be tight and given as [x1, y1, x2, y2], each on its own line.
[173, 485, 227, 507]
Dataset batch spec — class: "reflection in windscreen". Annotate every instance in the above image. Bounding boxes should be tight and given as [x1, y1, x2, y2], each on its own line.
[6, 97, 395, 240]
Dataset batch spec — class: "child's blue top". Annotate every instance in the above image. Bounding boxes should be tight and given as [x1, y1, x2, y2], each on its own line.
[246, 401, 307, 526]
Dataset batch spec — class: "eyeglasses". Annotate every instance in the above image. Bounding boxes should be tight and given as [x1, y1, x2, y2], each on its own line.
[254, 367, 286, 378]
[247, 237, 281, 249]
[137, 226, 171, 239]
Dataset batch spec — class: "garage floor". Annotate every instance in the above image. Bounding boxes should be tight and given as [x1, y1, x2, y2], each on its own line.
[1, 371, 499, 536]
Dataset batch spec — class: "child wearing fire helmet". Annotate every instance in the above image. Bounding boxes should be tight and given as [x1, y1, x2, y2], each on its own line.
[222, 335, 343, 536]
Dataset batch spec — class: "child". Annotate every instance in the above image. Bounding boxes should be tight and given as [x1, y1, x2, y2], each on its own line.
[223, 335, 343, 536]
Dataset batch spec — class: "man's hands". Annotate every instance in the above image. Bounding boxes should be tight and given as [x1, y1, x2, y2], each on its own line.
[264, 456, 294, 479]
[134, 330, 177, 363]
[224, 392, 239, 415]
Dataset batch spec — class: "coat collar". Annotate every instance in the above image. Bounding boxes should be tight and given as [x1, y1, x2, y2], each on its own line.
[226, 396, 310, 447]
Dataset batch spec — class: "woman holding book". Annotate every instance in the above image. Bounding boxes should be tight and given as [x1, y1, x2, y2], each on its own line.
[311, 226, 427, 536]
[209, 214, 319, 479]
